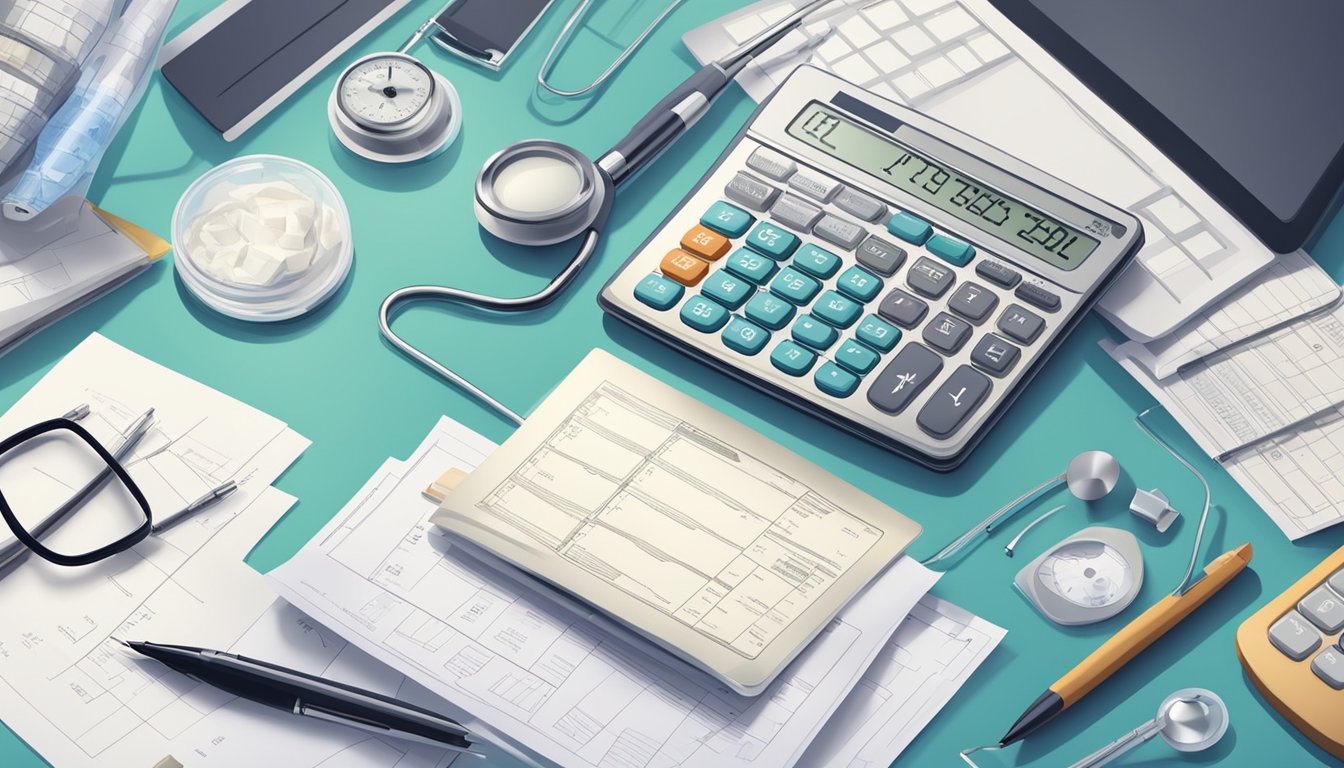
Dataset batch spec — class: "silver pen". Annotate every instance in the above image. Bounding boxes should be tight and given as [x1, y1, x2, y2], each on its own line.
[150, 481, 238, 534]
[0, 405, 156, 570]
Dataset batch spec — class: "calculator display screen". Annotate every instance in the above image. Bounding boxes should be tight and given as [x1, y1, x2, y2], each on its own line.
[787, 104, 1101, 270]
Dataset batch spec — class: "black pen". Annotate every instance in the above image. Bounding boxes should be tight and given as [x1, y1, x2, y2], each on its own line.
[120, 640, 480, 755]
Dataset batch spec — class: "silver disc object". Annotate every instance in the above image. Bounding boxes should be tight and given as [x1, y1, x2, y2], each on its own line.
[1015, 526, 1143, 625]
[329, 52, 462, 164]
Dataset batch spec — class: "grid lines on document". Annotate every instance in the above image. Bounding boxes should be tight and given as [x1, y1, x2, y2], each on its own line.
[0, 401, 290, 758]
[1167, 306, 1344, 451]
[820, 597, 996, 766]
[472, 382, 883, 660]
[1224, 405, 1344, 538]
[316, 432, 869, 768]
[713, 0, 1234, 303]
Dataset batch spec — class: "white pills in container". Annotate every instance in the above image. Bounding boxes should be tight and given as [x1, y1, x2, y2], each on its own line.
[173, 156, 353, 322]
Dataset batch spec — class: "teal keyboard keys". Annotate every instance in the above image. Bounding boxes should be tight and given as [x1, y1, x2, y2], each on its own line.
[680, 295, 729, 332]
[701, 272, 754, 309]
[722, 316, 770, 356]
[701, 201, 755, 237]
[745, 291, 796, 330]
[927, 233, 976, 266]
[835, 339, 879, 374]
[745, 222, 800, 260]
[771, 340, 817, 376]
[633, 273, 684, 311]
[812, 290, 862, 329]
[887, 211, 933, 244]
[725, 248, 778, 284]
[815, 361, 860, 398]
[792, 314, 838, 350]
[793, 244, 841, 278]
[836, 266, 883, 302]
[856, 315, 901, 352]
[770, 267, 820, 305]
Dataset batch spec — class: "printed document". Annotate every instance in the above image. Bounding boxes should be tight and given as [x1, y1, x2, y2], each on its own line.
[434, 350, 922, 695]
[269, 416, 946, 768]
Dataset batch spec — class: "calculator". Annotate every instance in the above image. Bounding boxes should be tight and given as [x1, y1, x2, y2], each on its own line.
[1237, 544, 1344, 760]
[599, 67, 1143, 469]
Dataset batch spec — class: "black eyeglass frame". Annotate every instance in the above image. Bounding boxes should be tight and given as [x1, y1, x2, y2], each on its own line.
[0, 418, 154, 567]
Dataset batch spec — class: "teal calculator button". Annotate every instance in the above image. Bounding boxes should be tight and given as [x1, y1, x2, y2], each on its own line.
[702, 272, 753, 310]
[792, 314, 838, 350]
[701, 201, 755, 237]
[725, 248, 778, 284]
[680, 295, 729, 332]
[745, 292, 796, 330]
[793, 244, 841, 278]
[771, 340, 817, 376]
[745, 223, 801, 260]
[815, 361, 860, 398]
[835, 339, 879, 374]
[836, 266, 883, 302]
[770, 267, 820, 305]
[887, 211, 932, 244]
[633, 273, 684, 311]
[927, 233, 976, 266]
[856, 315, 901, 352]
[722, 316, 770, 356]
[812, 290, 862, 329]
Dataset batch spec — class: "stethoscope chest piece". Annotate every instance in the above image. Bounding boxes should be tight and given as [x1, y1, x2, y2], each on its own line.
[475, 140, 610, 246]
[330, 52, 462, 164]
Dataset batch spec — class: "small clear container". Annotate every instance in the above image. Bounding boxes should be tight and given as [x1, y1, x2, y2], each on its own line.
[172, 155, 353, 322]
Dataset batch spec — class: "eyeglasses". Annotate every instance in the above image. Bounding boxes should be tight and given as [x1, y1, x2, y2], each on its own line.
[0, 405, 237, 572]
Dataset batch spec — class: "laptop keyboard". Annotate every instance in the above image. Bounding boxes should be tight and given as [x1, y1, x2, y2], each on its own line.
[703, 0, 1260, 332]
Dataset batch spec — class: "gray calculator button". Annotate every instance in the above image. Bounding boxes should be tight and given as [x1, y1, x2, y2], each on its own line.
[813, 214, 866, 250]
[1313, 647, 1344, 690]
[725, 172, 780, 212]
[1015, 282, 1062, 312]
[917, 365, 992, 438]
[907, 256, 955, 298]
[868, 343, 943, 414]
[834, 187, 887, 222]
[1300, 586, 1344, 633]
[1330, 569, 1344, 596]
[975, 260, 1021, 288]
[923, 312, 973, 355]
[997, 304, 1045, 344]
[970, 334, 1021, 377]
[878, 288, 929, 328]
[856, 236, 906, 276]
[1269, 611, 1323, 661]
[788, 170, 841, 203]
[746, 146, 797, 181]
[771, 194, 823, 231]
[949, 282, 999, 324]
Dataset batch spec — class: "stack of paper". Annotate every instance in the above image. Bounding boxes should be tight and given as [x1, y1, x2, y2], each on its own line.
[1106, 276, 1344, 541]
[0, 200, 168, 356]
[0, 334, 459, 768]
[269, 415, 1005, 767]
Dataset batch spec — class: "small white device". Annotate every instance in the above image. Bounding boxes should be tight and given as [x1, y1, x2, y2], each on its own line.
[1015, 526, 1144, 626]
[329, 52, 461, 163]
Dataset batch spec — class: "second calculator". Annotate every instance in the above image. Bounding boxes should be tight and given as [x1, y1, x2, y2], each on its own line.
[600, 67, 1143, 469]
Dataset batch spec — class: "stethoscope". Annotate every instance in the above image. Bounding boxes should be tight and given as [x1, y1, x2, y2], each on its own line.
[378, 0, 837, 425]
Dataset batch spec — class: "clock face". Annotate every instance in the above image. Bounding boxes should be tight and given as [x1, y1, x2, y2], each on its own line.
[337, 54, 435, 129]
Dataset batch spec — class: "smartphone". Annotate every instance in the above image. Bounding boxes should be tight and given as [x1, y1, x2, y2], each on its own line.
[430, 0, 556, 70]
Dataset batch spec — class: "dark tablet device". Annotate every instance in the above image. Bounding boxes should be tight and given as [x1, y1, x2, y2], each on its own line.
[991, 0, 1344, 252]
[428, 0, 555, 70]
[160, 0, 412, 141]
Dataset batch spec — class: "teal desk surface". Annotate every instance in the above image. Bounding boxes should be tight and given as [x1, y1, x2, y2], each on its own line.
[2, 1, 1342, 766]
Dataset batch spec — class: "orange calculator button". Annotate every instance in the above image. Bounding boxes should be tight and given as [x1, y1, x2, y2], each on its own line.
[680, 226, 731, 261]
[661, 250, 710, 286]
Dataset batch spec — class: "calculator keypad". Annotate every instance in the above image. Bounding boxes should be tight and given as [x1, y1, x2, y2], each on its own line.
[610, 138, 1087, 462]
[1268, 566, 1344, 691]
